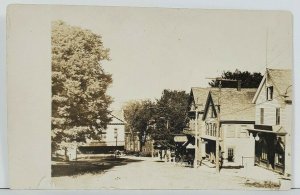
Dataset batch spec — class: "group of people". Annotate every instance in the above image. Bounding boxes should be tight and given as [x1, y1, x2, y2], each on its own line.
[158, 149, 172, 162]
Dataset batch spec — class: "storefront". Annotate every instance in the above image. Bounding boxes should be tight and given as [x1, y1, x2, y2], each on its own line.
[248, 127, 286, 174]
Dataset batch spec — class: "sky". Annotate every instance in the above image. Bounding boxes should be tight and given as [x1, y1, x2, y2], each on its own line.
[52, 6, 293, 110]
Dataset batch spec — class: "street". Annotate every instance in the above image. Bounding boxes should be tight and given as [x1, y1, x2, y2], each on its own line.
[51, 155, 285, 190]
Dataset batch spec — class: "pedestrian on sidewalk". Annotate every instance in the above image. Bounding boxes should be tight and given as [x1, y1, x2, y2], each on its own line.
[159, 150, 163, 160]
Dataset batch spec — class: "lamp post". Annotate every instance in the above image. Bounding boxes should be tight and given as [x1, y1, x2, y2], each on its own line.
[114, 128, 118, 158]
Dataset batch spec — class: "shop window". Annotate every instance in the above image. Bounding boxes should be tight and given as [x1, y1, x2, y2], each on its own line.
[228, 148, 234, 162]
[261, 143, 268, 161]
[275, 153, 284, 166]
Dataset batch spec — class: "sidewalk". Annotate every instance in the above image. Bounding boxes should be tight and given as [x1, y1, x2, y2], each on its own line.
[151, 156, 289, 190]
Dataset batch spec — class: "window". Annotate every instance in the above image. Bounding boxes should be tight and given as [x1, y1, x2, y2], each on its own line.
[213, 123, 217, 137]
[216, 105, 220, 113]
[205, 123, 209, 135]
[228, 148, 234, 162]
[276, 108, 280, 125]
[267, 86, 273, 101]
[210, 106, 215, 118]
[261, 144, 268, 161]
[275, 153, 284, 166]
[260, 108, 264, 124]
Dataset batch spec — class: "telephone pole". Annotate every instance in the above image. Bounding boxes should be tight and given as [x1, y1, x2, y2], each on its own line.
[193, 108, 198, 168]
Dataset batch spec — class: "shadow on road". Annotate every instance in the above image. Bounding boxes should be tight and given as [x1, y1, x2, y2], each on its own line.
[52, 156, 143, 177]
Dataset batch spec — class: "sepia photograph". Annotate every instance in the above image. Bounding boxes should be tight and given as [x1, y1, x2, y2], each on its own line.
[7, 5, 293, 190]
[49, 7, 293, 190]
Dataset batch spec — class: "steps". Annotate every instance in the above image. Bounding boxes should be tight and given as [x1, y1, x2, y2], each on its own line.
[201, 160, 216, 168]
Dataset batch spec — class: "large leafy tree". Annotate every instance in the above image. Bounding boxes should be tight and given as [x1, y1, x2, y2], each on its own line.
[151, 90, 189, 148]
[51, 21, 112, 149]
[123, 100, 156, 151]
[208, 69, 263, 88]
[123, 90, 189, 151]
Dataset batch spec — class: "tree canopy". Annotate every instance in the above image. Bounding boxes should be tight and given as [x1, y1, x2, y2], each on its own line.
[208, 69, 263, 88]
[51, 21, 112, 148]
[123, 100, 156, 150]
[123, 90, 189, 150]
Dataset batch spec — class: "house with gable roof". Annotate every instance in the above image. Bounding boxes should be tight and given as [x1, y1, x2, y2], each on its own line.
[200, 88, 257, 167]
[182, 87, 210, 162]
[247, 69, 292, 176]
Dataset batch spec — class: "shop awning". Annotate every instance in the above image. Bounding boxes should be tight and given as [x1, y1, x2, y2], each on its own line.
[247, 126, 287, 136]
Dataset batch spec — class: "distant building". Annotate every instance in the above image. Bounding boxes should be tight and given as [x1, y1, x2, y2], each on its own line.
[125, 130, 140, 152]
[79, 110, 126, 153]
[102, 110, 126, 147]
[141, 134, 154, 156]
[247, 69, 292, 176]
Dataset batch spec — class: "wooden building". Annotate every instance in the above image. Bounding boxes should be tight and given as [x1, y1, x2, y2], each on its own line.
[183, 87, 210, 162]
[247, 69, 292, 176]
[183, 87, 257, 168]
[201, 88, 256, 167]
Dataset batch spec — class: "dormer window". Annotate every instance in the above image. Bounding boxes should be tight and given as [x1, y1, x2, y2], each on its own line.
[267, 86, 273, 101]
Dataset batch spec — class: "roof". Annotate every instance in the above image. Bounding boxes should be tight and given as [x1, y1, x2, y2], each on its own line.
[267, 69, 293, 101]
[252, 69, 293, 103]
[190, 87, 210, 110]
[109, 110, 125, 124]
[209, 88, 257, 121]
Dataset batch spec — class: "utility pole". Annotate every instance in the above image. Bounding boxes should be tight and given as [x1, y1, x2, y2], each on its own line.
[215, 81, 221, 172]
[193, 108, 198, 168]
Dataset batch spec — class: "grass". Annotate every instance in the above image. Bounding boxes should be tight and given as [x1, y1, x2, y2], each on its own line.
[244, 180, 280, 189]
[51, 156, 142, 177]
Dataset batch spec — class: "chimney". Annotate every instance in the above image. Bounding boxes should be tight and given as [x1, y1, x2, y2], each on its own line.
[237, 80, 241, 91]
